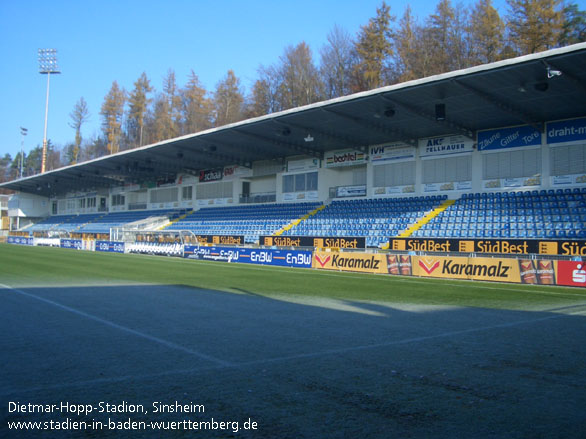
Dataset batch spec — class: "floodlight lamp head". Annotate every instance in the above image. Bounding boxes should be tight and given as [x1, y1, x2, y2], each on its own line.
[38, 48, 60, 74]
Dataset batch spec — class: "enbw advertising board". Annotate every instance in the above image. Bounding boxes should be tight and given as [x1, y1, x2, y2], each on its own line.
[60, 239, 83, 250]
[95, 241, 125, 253]
[184, 246, 312, 268]
[7, 236, 34, 246]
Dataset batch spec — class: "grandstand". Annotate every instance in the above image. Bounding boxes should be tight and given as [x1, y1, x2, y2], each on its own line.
[2, 43, 586, 264]
[165, 202, 321, 243]
[24, 208, 190, 237]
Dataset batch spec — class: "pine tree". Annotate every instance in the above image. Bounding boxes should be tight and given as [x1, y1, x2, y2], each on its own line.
[163, 69, 182, 138]
[393, 5, 423, 81]
[248, 65, 282, 116]
[559, 2, 586, 45]
[353, 1, 395, 91]
[469, 0, 505, 65]
[213, 70, 245, 127]
[180, 70, 212, 134]
[127, 72, 153, 147]
[426, 0, 469, 73]
[506, 0, 564, 54]
[278, 42, 322, 109]
[100, 81, 126, 154]
[68, 97, 90, 164]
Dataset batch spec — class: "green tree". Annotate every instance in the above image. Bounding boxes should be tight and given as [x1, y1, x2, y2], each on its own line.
[559, 2, 586, 45]
[81, 135, 108, 161]
[1, 153, 15, 181]
[353, 1, 395, 91]
[213, 70, 245, 127]
[68, 97, 90, 164]
[506, 0, 564, 54]
[127, 72, 153, 148]
[100, 81, 126, 154]
[24, 145, 44, 175]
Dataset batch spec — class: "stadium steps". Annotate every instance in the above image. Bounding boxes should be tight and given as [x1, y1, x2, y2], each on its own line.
[397, 199, 456, 238]
[274, 204, 326, 236]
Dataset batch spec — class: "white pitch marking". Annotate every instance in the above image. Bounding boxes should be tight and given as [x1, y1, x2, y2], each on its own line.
[2, 290, 584, 397]
[0, 283, 232, 367]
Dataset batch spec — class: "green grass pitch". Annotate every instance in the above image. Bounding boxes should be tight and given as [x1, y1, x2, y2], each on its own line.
[1, 243, 584, 310]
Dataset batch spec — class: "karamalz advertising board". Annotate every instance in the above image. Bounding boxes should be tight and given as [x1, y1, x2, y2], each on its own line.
[312, 251, 583, 287]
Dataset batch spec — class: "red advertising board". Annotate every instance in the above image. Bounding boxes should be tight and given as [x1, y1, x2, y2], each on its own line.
[556, 261, 586, 287]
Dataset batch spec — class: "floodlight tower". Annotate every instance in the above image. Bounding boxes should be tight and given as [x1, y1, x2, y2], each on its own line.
[38, 48, 60, 173]
[20, 127, 28, 178]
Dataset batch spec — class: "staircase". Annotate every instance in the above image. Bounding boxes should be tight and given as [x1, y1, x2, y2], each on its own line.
[397, 199, 455, 238]
[274, 204, 326, 236]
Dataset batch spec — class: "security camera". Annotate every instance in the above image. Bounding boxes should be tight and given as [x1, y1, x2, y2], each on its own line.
[547, 67, 562, 78]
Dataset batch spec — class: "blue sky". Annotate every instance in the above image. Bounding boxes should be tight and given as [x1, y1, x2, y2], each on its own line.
[0, 0, 552, 161]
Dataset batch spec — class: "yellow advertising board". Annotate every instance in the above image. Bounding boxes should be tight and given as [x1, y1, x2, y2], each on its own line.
[412, 256, 521, 283]
[313, 251, 387, 274]
[410, 256, 559, 285]
[313, 251, 563, 286]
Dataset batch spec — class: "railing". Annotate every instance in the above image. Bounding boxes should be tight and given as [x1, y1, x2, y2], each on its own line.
[239, 192, 276, 204]
[128, 203, 148, 211]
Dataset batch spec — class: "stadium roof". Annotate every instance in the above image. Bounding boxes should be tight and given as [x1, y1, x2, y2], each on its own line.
[3, 42, 586, 198]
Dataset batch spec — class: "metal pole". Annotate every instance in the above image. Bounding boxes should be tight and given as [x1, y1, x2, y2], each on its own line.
[42, 72, 51, 173]
[19, 127, 27, 179]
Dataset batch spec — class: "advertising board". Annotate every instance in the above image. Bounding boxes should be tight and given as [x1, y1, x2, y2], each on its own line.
[183, 246, 312, 268]
[7, 236, 34, 246]
[312, 251, 387, 274]
[261, 235, 365, 249]
[95, 241, 125, 253]
[388, 255, 562, 285]
[324, 149, 366, 168]
[419, 135, 474, 157]
[191, 235, 244, 245]
[547, 117, 586, 145]
[60, 239, 83, 250]
[478, 125, 541, 151]
[388, 237, 586, 257]
[556, 260, 586, 287]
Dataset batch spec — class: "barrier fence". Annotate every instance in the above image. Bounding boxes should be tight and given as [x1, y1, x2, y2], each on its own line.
[7, 237, 585, 288]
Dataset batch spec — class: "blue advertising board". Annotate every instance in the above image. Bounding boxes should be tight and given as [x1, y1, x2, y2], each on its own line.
[96, 240, 125, 253]
[7, 236, 34, 246]
[184, 246, 312, 268]
[547, 118, 586, 144]
[478, 125, 541, 151]
[60, 239, 83, 250]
